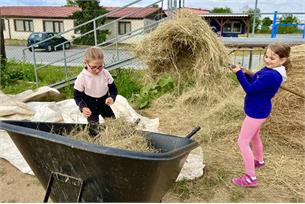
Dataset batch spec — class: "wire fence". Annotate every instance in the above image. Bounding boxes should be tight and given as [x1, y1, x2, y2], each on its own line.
[1, 0, 304, 88]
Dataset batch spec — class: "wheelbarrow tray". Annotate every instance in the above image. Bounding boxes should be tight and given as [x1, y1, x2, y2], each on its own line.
[0, 120, 199, 202]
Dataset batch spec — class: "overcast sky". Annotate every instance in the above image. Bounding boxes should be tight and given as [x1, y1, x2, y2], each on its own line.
[0, 0, 304, 13]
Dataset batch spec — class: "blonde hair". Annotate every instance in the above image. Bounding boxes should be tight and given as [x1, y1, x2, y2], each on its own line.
[84, 47, 104, 62]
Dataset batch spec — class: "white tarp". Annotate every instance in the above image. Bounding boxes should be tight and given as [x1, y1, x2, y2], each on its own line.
[0, 87, 204, 181]
[13, 86, 61, 102]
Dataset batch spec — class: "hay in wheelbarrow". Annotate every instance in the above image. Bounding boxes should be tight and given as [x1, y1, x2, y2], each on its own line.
[134, 9, 234, 105]
[263, 44, 305, 147]
[65, 118, 159, 153]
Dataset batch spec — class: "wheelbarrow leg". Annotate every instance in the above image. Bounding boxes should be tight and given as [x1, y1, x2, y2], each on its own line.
[43, 172, 84, 203]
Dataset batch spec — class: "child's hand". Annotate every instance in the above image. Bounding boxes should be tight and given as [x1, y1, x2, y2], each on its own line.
[82, 107, 92, 118]
[105, 97, 114, 105]
[230, 64, 241, 73]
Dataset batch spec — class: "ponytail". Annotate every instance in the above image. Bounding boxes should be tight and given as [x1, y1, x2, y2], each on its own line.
[283, 58, 292, 70]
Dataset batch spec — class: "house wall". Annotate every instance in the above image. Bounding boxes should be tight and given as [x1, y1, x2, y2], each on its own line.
[3, 16, 157, 44]
[103, 18, 146, 44]
[3, 17, 76, 40]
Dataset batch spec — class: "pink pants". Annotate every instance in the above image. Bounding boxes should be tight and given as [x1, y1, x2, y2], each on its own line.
[237, 115, 267, 177]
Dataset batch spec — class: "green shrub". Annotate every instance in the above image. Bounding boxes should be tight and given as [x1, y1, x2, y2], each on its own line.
[131, 74, 175, 109]
[4, 60, 35, 82]
[110, 68, 145, 99]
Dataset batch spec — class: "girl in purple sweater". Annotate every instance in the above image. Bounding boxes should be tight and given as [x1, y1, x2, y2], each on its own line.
[230, 42, 291, 187]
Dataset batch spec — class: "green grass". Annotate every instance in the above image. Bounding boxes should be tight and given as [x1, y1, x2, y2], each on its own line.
[1, 60, 147, 101]
[110, 68, 145, 99]
[1, 60, 82, 95]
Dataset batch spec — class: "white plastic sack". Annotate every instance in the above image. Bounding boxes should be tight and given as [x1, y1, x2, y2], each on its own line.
[176, 146, 205, 181]
[0, 130, 34, 175]
[0, 91, 34, 117]
[111, 95, 159, 132]
[27, 102, 63, 122]
[56, 99, 88, 124]
[14, 86, 61, 102]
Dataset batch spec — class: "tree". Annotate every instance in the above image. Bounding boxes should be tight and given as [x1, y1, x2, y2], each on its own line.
[278, 14, 298, 34]
[260, 17, 272, 33]
[245, 8, 261, 33]
[72, 0, 109, 45]
[211, 7, 232, 13]
[66, 0, 77, 6]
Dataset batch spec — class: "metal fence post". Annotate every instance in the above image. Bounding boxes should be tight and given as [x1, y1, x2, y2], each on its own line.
[63, 44, 68, 81]
[115, 22, 119, 62]
[32, 47, 39, 87]
[93, 20, 97, 46]
[22, 49, 26, 61]
[249, 50, 253, 70]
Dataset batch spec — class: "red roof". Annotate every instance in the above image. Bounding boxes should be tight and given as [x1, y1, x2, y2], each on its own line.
[105, 7, 161, 18]
[0, 6, 162, 19]
[184, 7, 210, 15]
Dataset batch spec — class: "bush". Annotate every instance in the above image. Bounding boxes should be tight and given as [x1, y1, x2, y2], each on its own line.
[110, 68, 145, 99]
[131, 74, 175, 109]
[1, 60, 35, 86]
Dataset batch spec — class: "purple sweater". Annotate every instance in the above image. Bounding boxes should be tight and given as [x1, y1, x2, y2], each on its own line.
[236, 67, 283, 119]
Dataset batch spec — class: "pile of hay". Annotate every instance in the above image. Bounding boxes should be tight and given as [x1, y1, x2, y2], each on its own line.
[134, 9, 233, 105]
[66, 118, 159, 153]
[264, 44, 305, 147]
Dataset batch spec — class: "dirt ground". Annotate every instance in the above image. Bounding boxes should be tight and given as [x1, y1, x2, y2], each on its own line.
[0, 89, 304, 203]
[0, 158, 181, 202]
[0, 159, 45, 202]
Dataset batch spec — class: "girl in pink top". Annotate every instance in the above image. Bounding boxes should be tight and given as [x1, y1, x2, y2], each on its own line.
[74, 47, 117, 129]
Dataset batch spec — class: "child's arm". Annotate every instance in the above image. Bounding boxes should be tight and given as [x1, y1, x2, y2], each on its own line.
[236, 70, 275, 94]
[108, 82, 118, 101]
[241, 67, 257, 83]
[74, 89, 86, 111]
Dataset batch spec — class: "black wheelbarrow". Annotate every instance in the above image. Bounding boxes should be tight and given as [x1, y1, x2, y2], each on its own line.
[0, 120, 200, 202]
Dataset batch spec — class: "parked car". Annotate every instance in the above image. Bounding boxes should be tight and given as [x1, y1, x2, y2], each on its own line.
[27, 32, 71, 52]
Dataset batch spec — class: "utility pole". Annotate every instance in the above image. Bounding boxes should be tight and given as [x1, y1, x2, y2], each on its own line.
[252, 0, 258, 36]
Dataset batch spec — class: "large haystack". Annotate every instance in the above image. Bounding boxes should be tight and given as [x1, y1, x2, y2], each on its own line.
[264, 44, 305, 147]
[134, 9, 233, 105]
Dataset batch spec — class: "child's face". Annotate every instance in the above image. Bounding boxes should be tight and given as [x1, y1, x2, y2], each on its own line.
[264, 48, 287, 69]
[86, 59, 104, 75]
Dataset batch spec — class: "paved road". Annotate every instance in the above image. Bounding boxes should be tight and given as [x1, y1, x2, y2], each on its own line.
[6, 45, 264, 70]
[6, 45, 135, 67]
[6, 35, 304, 67]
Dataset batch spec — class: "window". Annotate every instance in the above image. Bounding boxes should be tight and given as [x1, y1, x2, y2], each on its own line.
[232, 22, 242, 32]
[1, 19, 5, 31]
[14, 19, 33, 32]
[223, 21, 242, 33]
[118, 21, 131, 35]
[29, 33, 43, 41]
[43, 21, 64, 33]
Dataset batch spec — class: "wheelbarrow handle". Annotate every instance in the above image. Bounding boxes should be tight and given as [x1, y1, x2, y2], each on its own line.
[185, 126, 201, 139]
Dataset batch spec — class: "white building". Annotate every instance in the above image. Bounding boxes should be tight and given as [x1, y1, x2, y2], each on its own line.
[0, 6, 164, 42]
